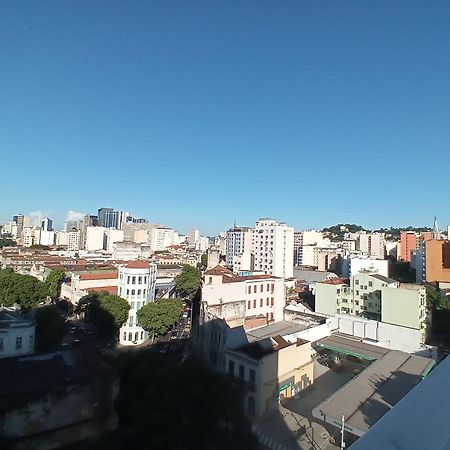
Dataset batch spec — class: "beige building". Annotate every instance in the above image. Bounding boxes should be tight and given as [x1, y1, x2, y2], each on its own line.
[225, 336, 313, 419]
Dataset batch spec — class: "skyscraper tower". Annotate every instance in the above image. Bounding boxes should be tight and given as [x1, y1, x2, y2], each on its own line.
[433, 216, 441, 240]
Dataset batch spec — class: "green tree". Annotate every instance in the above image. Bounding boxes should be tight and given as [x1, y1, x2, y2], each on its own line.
[0, 269, 46, 310]
[137, 299, 183, 340]
[77, 292, 130, 338]
[0, 238, 16, 248]
[174, 265, 201, 300]
[426, 286, 450, 310]
[198, 253, 208, 271]
[44, 269, 66, 300]
[35, 305, 68, 349]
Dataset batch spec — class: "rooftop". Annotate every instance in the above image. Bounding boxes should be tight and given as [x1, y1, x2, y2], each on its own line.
[312, 350, 434, 436]
[369, 274, 398, 284]
[125, 260, 151, 269]
[233, 335, 293, 360]
[77, 271, 118, 281]
[246, 320, 308, 342]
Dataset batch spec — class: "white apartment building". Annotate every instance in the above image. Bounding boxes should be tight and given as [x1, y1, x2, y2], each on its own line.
[341, 255, 389, 278]
[67, 231, 82, 251]
[226, 227, 253, 272]
[85, 227, 106, 251]
[1, 221, 18, 239]
[356, 233, 386, 259]
[22, 228, 38, 247]
[39, 230, 55, 246]
[118, 261, 157, 346]
[149, 226, 180, 252]
[104, 228, 124, 253]
[0, 305, 35, 359]
[252, 218, 294, 279]
[296, 231, 331, 267]
[203, 265, 285, 323]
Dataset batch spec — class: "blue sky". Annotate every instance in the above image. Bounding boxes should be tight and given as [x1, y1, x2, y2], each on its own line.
[1, 1, 449, 235]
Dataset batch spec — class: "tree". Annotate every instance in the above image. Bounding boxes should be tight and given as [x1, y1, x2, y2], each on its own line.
[44, 269, 66, 300]
[174, 265, 201, 300]
[198, 253, 208, 271]
[0, 238, 16, 248]
[35, 305, 68, 349]
[77, 292, 130, 338]
[88, 352, 258, 450]
[0, 269, 47, 310]
[137, 299, 183, 340]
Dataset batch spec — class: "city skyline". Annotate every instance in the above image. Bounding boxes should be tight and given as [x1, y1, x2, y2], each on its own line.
[1, 1, 449, 235]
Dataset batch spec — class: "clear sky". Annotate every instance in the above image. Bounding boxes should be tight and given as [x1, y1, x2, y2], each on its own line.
[1, 1, 449, 235]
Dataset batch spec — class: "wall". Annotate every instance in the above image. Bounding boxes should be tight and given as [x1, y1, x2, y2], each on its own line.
[315, 283, 342, 316]
[381, 287, 424, 330]
[426, 240, 450, 283]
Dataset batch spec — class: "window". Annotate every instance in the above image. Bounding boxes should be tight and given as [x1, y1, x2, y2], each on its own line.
[260, 299, 263, 307]
[127, 276, 130, 284]
[267, 283, 270, 291]
[271, 298, 274, 306]
[128, 332, 132, 341]
[141, 331, 144, 339]
[126, 289, 130, 296]
[136, 302, 140, 309]
[355, 279, 359, 285]
[0, 338, 3, 352]
[123, 332, 126, 341]
[248, 286, 251, 294]
[249, 369, 256, 391]
[228, 360, 235, 375]
[356, 290, 359, 296]
[369, 281, 373, 287]
[266, 298, 269, 306]
[29, 335, 34, 348]
[271, 283, 274, 292]
[248, 300, 251, 309]
[247, 396, 255, 416]
[270, 312, 273, 321]
[132, 276, 136, 284]
[253, 285, 257, 293]
[138, 276, 142, 284]
[239, 364, 245, 380]
[131, 290, 135, 296]
[260, 285, 263, 292]
[16, 337, 22, 350]
[135, 332, 139, 342]
[253, 299, 256, 308]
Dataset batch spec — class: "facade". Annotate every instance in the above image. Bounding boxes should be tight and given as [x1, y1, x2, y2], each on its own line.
[85, 226, 106, 251]
[252, 218, 294, 278]
[39, 230, 55, 246]
[226, 226, 253, 272]
[0, 305, 35, 359]
[424, 239, 450, 285]
[104, 228, 124, 253]
[341, 256, 389, 278]
[98, 208, 129, 229]
[67, 231, 81, 251]
[149, 226, 180, 252]
[203, 265, 285, 324]
[356, 233, 386, 259]
[118, 261, 157, 346]
[225, 336, 313, 419]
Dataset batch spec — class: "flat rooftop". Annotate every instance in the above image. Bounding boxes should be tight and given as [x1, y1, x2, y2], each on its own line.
[312, 348, 434, 437]
[316, 334, 390, 361]
[352, 356, 450, 450]
[246, 321, 308, 342]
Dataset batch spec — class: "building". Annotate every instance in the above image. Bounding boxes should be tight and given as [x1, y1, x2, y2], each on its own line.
[85, 226, 106, 251]
[13, 214, 24, 237]
[252, 218, 294, 278]
[341, 255, 389, 278]
[104, 229, 124, 253]
[67, 230, 82, 251]
[400, 230, 432, 262]
[149, 226, 180, 252]
[41, 218, 53, 231]
[424, 239, 450, 286]
[226, 226, 253, 272]
[39, 230, 55, 246]
[356, 232, 386, 259]
[315, 275, 428, 341]
[225, 336, 313, 419]
[98, 208, 129, 229]
[202, 265, 286, 325]
[312, 335, 434, 439]
[0, 348, 119, 450]
[118, 261, 157, 346]
[0, 305, 35, 359]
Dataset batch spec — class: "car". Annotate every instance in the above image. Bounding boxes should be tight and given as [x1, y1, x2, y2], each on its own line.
[182, 312, 188, 319]
[170, 332, 178, 340]
[72, 339, 82, 346]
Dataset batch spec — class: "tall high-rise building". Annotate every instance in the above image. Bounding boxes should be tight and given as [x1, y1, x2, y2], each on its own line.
[97, 208, 113, 227]
[13, 214, 24, 237]
[226, 226, 253, 271]
[98, 208, 129, 229]
[252, 218, 294, 279]
[41, 218, 53, 231]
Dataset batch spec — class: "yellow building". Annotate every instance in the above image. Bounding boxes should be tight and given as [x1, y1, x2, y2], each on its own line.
[225, 336, 313, 419]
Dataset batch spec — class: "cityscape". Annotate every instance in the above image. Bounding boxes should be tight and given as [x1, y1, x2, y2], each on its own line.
[1, 2, 450, 450]
[1, 210, 450, 449]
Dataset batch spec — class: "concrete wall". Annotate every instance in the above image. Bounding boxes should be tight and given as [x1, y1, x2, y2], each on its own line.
[315, 283, 342, 316]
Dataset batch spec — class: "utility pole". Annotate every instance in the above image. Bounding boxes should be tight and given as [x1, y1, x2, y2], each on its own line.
[341, 415, 346, 449]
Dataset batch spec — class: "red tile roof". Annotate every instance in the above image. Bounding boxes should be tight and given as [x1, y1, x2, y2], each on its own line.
[204, 265, 234, 276]
[125, 260, 151, 269]
[322, 278, 347, 285]
[78, 271, 118, 281]
[86, 286, 118, 295]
